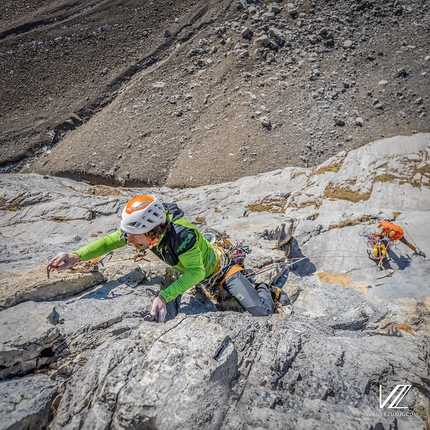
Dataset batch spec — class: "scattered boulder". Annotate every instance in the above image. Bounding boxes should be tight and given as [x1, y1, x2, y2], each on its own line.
[255, 34, 270, 47]
[356, 117, 364, 126]
[269, 27, 285, 45]
[287, 3, 298, 16]
[241, 27, 252, 38]
[260, 115, 271, 127]
[268, 4, 282, 15]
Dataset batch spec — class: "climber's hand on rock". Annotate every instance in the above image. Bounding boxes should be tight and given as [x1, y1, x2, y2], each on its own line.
[150, 296, 167, 323]
[50, 252, 80, 271]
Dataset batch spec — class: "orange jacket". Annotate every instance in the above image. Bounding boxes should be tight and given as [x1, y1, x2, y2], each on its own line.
[378, 220, 404, 241]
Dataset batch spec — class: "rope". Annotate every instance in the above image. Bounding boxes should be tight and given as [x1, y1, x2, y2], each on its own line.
[359, 227, 397, 273]
[397, 220, 420, 250]
[63, 230, 405, 282]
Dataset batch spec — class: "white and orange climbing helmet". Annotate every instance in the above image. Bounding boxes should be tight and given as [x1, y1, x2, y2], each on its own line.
[387, 229, 397, 239]
[120, 195, 166, 234]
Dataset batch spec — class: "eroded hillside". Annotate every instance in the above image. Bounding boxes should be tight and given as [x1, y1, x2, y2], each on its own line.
[1, 0, 429, 187]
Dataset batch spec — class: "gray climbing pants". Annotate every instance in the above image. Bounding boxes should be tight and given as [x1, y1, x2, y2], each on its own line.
[223, 271, 274, 316]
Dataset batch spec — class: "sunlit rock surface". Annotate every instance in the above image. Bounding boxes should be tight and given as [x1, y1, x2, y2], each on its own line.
[0, 134, 429, 429]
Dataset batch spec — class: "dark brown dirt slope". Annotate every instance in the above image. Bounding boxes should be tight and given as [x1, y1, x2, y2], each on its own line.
[1, 0, 223, 167]
[1, 0, 429, 187]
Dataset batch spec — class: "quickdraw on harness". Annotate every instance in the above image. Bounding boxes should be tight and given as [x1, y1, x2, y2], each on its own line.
[359, 227, 392, 270]
[202, 238, 250, 297]
[201, 237, 293, 304]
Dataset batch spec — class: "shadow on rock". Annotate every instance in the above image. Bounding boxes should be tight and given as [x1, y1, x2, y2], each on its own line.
[289, 238, 316, 276]
[387, 248, 411, 270]
[65, 269, 147, 303]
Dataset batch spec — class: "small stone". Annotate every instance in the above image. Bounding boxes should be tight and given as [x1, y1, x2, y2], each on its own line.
[262, 12, 275, 19]
[396, 67, 407, 77]
[260, 116, 271, 127]
[255, 35, 270, 47]
[268, 4, 282, 14]
[308, 35, 318, 44]
[241, 27, 252, 38]
[378, 80, 389, 86]
[164, 29, 171, 38]
[343, 40, 353, 48]
[287, 3, 298, 15]
[415, 97, 423, 105]
[356, 117, 364, 126]
[269, 27, 284, 44]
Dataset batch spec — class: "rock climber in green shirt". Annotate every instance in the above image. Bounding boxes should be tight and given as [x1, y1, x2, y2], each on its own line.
[49, 195, 275, 322]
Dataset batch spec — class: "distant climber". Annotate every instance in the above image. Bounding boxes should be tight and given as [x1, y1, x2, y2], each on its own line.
[48, 195, 276, 322]
[377, 220, 426, 257]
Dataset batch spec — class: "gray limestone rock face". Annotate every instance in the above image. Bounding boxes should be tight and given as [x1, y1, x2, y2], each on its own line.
[1, 269, 106, 309]
[0, 302, 62, 380]
[0, 134, 429, 429]
[49, 314, 428, 430]
[51, 316, 238, 430]
[0, 374, 58, 430]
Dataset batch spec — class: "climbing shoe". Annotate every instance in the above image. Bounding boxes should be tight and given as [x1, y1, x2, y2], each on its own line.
[272, 266, 290, 289]
[270, 286, 291, 306]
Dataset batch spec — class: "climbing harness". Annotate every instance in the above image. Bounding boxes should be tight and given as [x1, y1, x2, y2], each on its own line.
[201, 238, 250, 297]
[200, 237, 299, 306]
[359, 227, 392, 271]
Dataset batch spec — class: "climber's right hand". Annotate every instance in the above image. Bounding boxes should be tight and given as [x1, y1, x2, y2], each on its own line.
[50, 252, 80, 271]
